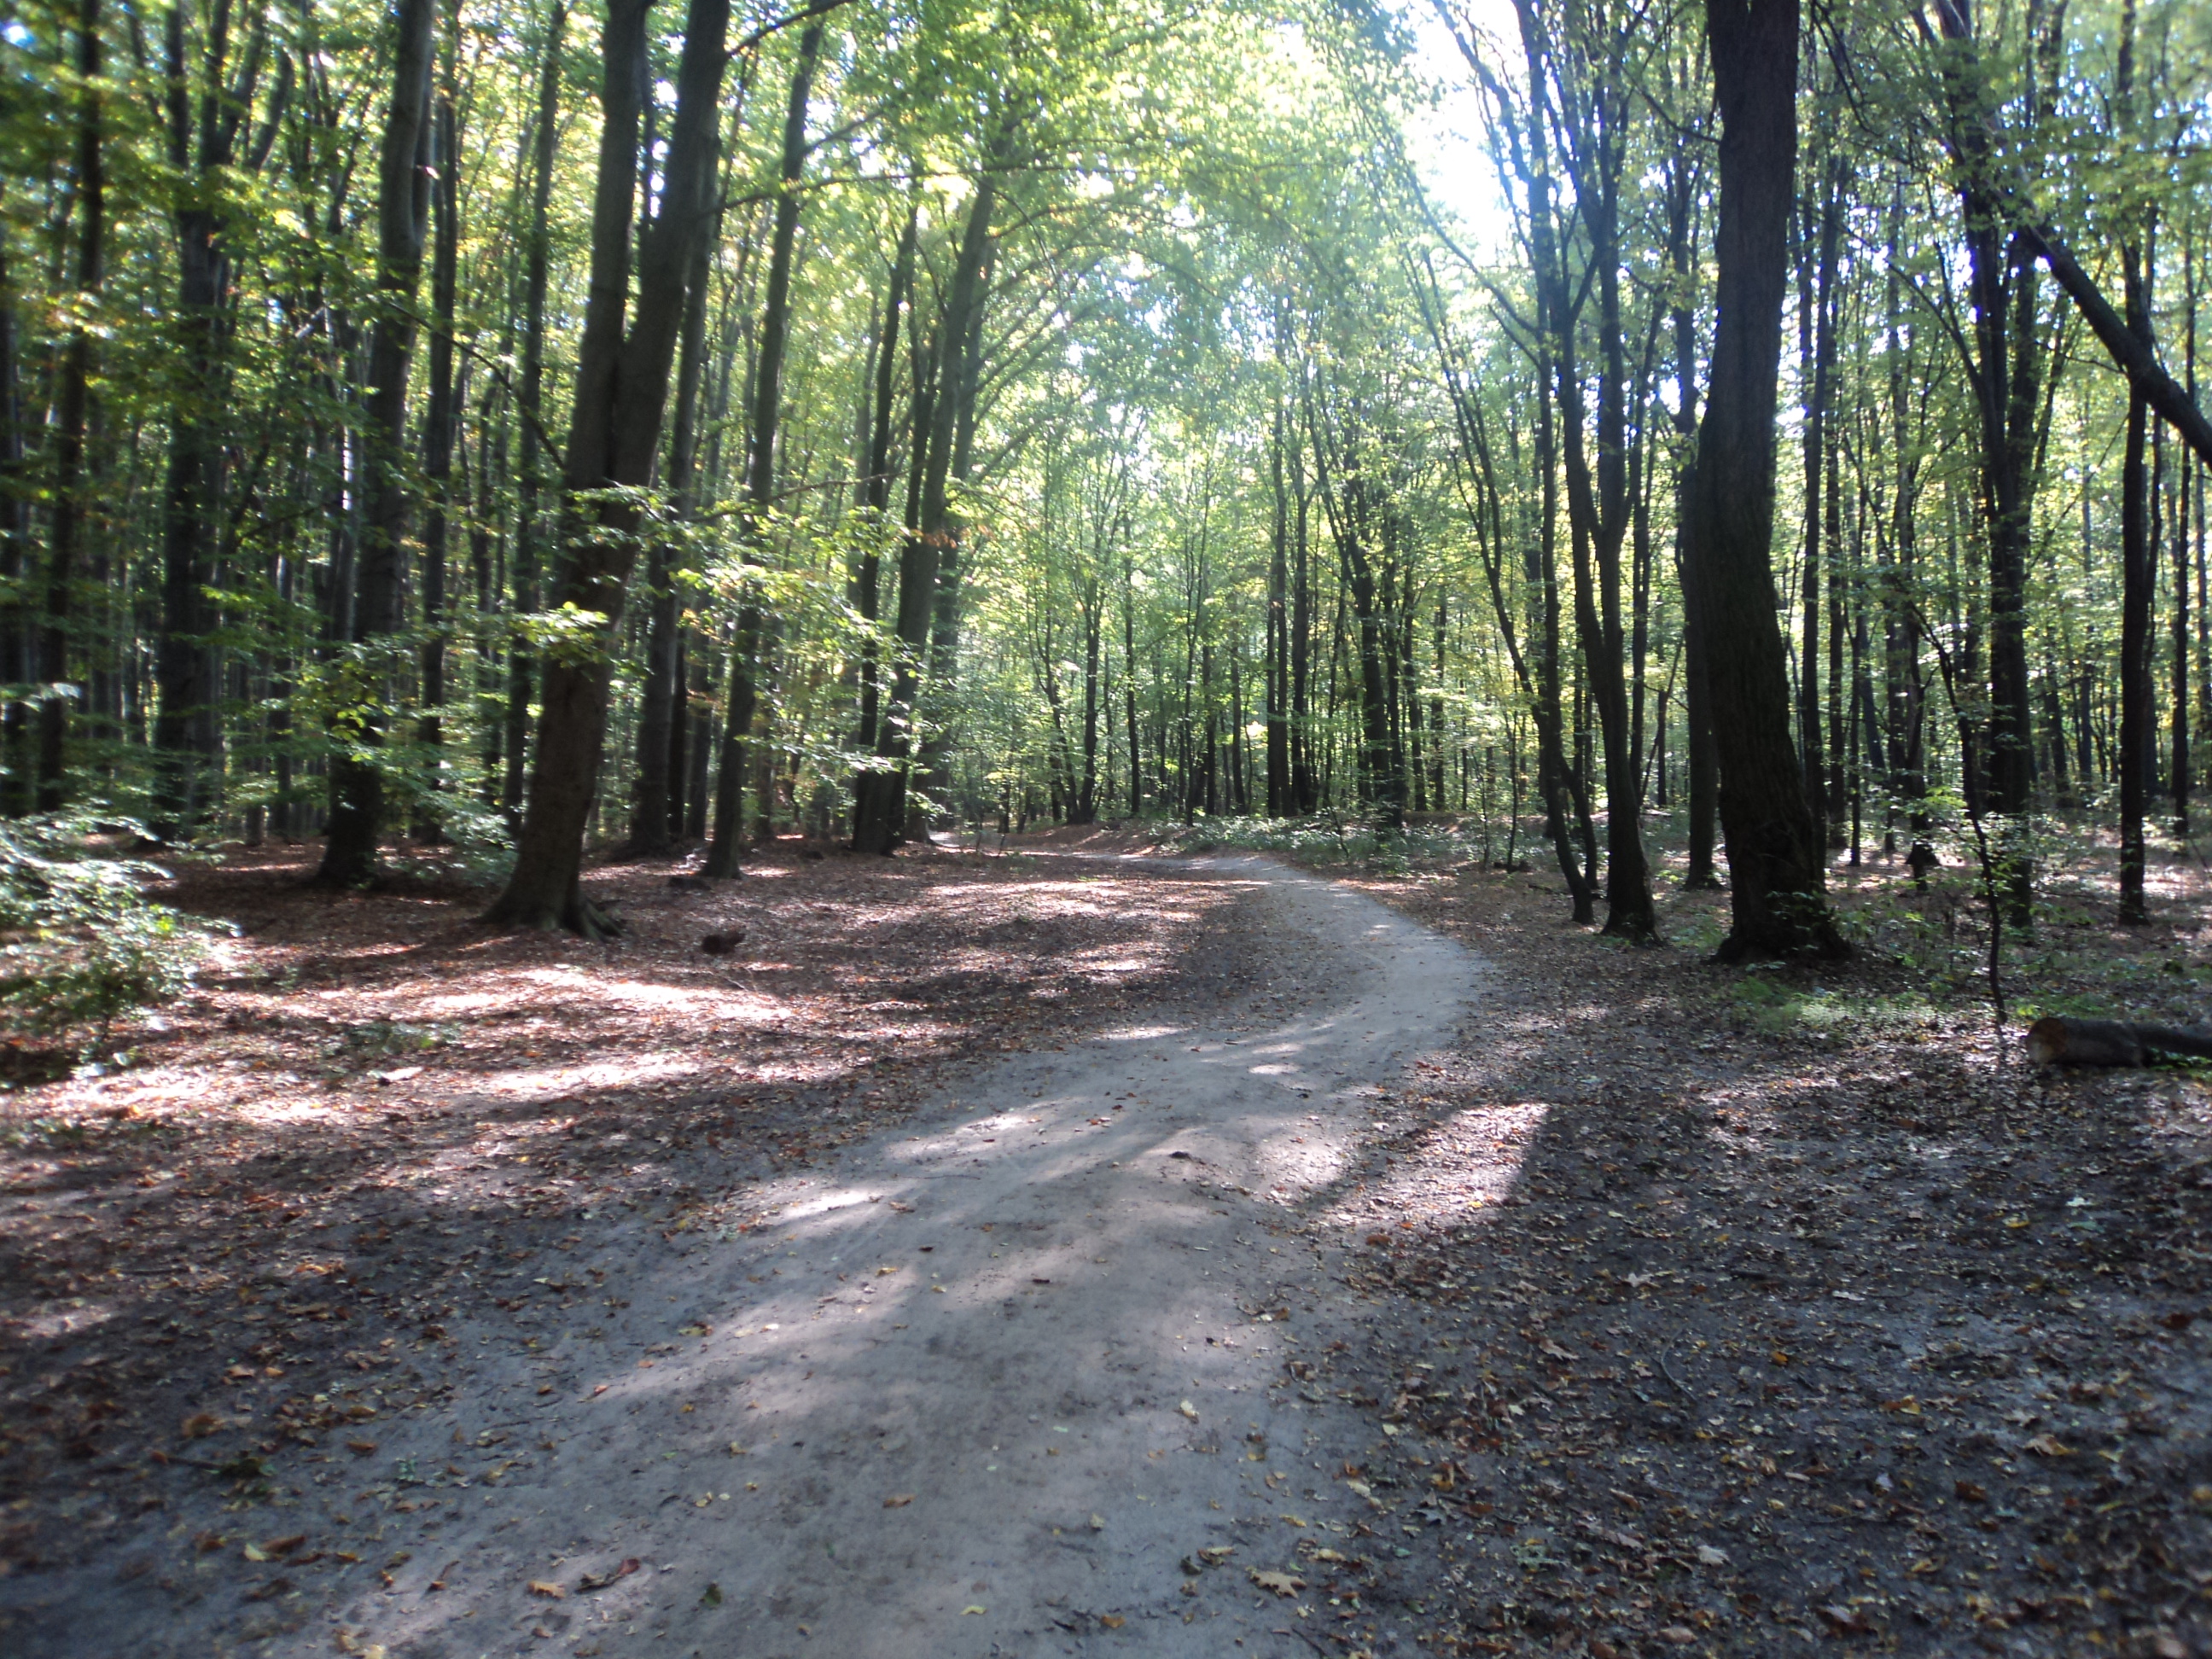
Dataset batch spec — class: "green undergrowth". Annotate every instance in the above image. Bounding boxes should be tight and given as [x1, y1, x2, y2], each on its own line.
[1155, 813, 1479, 873]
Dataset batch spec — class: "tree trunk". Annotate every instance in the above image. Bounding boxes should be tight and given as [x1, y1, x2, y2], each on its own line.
[488, 0, 731, 931]
[504, 0, 568, 829]
[852, 205, 916, 769]
[1687, 0, 1845, 960]
[705, 19, 824, 878]
[630, 180, 717, 853]
[38, 0, 104, 812]
[852, 172, 997, 855]
[152, 5, 275, 841]
[2119, 247, 2157, 920]
[415, 40, 461, 841]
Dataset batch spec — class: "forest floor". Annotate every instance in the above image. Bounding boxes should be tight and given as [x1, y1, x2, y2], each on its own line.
[1, 822, 2209, 1658]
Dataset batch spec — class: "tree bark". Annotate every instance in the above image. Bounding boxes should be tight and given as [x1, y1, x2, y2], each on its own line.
[314, 0, 437, 886]
[415, 32, 461, 841]
[152, 6, 279, 841]
[504, 0, 567, 828]
[630, 172, 719, 854]
[488, 0, 732, 932]
[38, 0, 104, 812]
[1686, 0, 1846, 960]
[852, 172, 998, 855]
[705, 19, 824, 877]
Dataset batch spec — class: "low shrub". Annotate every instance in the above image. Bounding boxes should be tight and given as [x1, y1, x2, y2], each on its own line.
[0, 814, 221, 1049]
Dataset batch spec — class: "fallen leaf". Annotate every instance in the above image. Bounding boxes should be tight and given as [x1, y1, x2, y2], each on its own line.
[528, 1580, 567, 1599]
[876, 1265, 900, 1276]
[1955, 1480, 1988, 1503]
[1099, 1613, 1125, 1628]
[1659, 1627, 1699, 1645]
[182, 1412, 223, 1439]
[262, 1534, 306, 1557]
[678, 1323, 711, 1336]
[1696, 1545, 1729, 1567]
[883, 1493, 914, 1509]
[1178, 1400, 1199, 1421]
[1198, 1545, 1234, 1564]
[888, 1201, 915, 1213]
[575, 1558, 643, 1593]
[961, 1604, 987, 1615]
[699, 1583, 722, 1607]
[1818, 1604, 1872, 1635]
[2024, 1435, 2074, 1458]
[1249, 1569, 1304, 1597]
[1090, 1514, 1106, 1531]
[346, 1439, 377, 1455]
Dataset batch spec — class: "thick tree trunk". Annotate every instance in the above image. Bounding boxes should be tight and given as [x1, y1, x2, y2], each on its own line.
[315, 0, 436, 886]
[1687, 0, 1845, 961]
[487, 0, 731, 932]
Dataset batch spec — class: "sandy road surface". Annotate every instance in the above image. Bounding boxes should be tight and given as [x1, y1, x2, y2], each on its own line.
[32, 853, 1486, 1658]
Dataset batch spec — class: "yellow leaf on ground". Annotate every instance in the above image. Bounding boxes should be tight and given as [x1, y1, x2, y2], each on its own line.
[1178, 1400, 1199, 1421]
[1249, 1569, 1304, 1597]
[961, 1604, 987, 1615]
[528, 1580, 567, 1599]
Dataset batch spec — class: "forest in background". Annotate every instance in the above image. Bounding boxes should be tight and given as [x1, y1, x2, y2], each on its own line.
[1, 0, 2209, 964]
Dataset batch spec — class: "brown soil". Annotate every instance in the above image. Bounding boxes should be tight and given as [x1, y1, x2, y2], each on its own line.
[1267, 838, 2212, 1657]
[0, 837, 1249, 1598]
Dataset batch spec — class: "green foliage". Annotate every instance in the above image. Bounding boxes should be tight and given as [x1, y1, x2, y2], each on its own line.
[0, 815, 220, 1048]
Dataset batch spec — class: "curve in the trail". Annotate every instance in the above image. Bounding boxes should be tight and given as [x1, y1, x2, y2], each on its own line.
[146, 854, 1488, 1659]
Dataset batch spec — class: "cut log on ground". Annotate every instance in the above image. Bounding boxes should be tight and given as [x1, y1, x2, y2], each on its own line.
[2027, 1015, 2212, 1067]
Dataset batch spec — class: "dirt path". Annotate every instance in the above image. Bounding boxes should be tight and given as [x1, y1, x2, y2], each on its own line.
[27, 853, 1483, 1659]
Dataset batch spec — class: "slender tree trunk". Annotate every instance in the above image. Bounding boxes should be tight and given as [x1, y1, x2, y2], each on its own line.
[0, 244, 26, 817]
[38, 0, 104, 812]
[316, 0, 437, 886]
[706, 19, 822, 877]
[852, 170, 997, 855]
[1266, 388, 1291, 817]
[415, 35, 461, 841]
[630, 181, 717, 853]
[848, 206, 916, 811]
[153, 5, 271, 841]
[504, 0, 567, 828]
[1688, 0, 1845, 960]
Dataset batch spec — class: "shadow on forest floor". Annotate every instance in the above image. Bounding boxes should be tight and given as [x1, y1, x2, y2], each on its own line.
[1236, 824, 2212, 1657]
[0, 835, 1257, 1614]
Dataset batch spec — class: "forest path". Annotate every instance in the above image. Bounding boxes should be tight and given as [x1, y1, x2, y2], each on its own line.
[327, 852, 1484, 1659]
